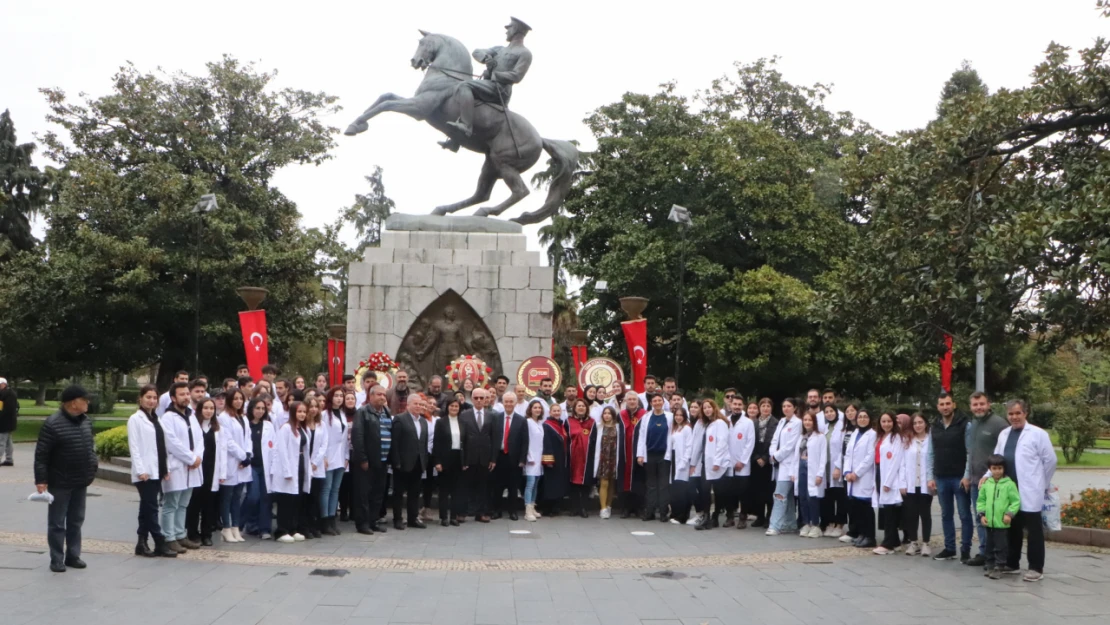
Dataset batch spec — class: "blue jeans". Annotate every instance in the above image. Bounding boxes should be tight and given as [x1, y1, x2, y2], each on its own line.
[219, 483, 246, 528]
[968, 483, 986, 556]
[770, 480, 797, 531]
[797, 463, 821, 527]
[321, 468, 344, 517]
[160, 488, 192, 541]
[241, 466, 271, 535]
[524, 475, 538, 505]
[936, 477, 972, 554]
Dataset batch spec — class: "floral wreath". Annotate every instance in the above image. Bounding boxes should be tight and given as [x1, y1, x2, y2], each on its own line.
[357, 351, 398, 373]
[445, 354, 494, 391]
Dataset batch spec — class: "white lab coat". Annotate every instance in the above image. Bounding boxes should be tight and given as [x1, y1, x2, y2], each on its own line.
[256, 419, 276, 492]
[304, 426, 329, 490]
[843, 429, 877, 500]
[726, 415, 756, 477]
[636, 411, 675, 462]
[525, 419, 545, 477]
[126, 410, 161, 483]
[217, 412, 253, 485]
[703, 420, 731, 480]
[872, 433, 904, 507]
[769, 416, 802, 481]
[689, 420, 708, 478]
[155, 392, 172, 417]
[322, 410, 349, 473]
[160, 408, 204, 493]
[670, 425, 693, 482]
[989, 424, 1057, 513]
[901, 436, 931, 492]
[823, 418, 846, 488]
[270, 423, 303, 496]
[200, 420, 228, 493]
[271, 400, 289, 431]
[790, 432, 828, 498]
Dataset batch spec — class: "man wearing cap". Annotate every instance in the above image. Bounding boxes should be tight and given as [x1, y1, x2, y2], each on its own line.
[446, 17, 533, 139]
[0, 377, 19, 466]
[34, 385, 98, 572]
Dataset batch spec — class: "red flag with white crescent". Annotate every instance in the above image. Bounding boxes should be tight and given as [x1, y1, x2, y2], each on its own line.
[622, 318, 648, 393]
[238, 310, 269, 381]
[940, 334, 953, 393]
[327, 339, 338, 387]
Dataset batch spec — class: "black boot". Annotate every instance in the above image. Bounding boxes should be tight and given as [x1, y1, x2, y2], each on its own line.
[321, 517, 338, 537]
[153, 535, 178, 558]
[340, 510, 349, 523]
[332, 517, 341, 535]
[135, 536, 155, 557]
[695, 515, 713, 531]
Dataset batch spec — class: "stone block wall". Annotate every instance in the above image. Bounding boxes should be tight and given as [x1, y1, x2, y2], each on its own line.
[346, 228, 554, 381]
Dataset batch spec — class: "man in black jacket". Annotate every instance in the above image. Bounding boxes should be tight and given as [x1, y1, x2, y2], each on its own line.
[391, 395, 429, 529]
[34, 385, 98, 572]
[489, 391, 529, 521]
[929, 391, 972, 562]
[351, 385, 392, 534]
[0, 377, 19, 466]
[460, 388, 494, 522]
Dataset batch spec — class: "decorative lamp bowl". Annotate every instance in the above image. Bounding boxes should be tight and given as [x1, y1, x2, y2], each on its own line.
[236, 287, 269, 311]
[619, 297, 649, 320]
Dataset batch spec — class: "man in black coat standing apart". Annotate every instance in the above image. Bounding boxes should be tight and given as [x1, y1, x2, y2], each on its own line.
[351, 384, 392, 535]
[489, 391, 529, 521]
[391, 394, 429, 529]
[460, 388, 494, 522]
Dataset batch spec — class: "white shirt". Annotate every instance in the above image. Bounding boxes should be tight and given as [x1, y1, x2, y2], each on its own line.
[155, 392, 171, 417]
[448, 417, 461, 450]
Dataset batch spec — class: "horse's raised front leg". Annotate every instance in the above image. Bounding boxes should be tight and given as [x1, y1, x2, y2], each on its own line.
[474, 164, 529, 217]
[433, 157, 498, 215]
[344, 93, 403, 136]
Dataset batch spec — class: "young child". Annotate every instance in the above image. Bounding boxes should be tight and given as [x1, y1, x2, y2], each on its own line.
[976, 454, 1021, 579]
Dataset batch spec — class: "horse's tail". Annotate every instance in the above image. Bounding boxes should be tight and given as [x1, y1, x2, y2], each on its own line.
[514, 139, 580, 225]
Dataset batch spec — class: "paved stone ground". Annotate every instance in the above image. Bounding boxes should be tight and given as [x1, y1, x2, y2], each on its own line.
[2, 444, 1109, 625]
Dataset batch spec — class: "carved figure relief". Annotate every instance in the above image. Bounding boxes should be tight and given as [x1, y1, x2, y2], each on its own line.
[395, 289, 502, 390]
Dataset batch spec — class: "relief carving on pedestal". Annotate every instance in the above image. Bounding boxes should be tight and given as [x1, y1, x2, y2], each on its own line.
[395, 289, 502, 390]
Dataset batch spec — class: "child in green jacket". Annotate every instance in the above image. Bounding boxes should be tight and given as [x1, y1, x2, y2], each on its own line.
[976, 454, 1021, 579]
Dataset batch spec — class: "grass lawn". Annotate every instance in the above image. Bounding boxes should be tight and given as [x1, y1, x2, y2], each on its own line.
[18, 400, 135, 418]
[12, 417, 128, 443]
[1056, 450, 1110, 467]
[1048, 431, 1110, 450]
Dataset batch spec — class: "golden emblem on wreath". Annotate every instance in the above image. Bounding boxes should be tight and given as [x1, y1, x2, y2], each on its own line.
[577, 357, 624, 390]
[444, 355, 493, 391]
[355, 352, 399, 392]
[516, 356, 562, 398]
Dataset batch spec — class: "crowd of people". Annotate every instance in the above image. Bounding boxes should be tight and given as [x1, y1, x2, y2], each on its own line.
[30, 366, 1056, 583]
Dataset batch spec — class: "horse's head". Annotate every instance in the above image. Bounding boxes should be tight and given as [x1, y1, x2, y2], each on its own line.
[412, 30, 437, 70]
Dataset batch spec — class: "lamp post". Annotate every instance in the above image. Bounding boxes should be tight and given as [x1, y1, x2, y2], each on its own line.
[236, 287, 269, 311]
[667, 204, 692, 384]
[192, 194, 218, 374]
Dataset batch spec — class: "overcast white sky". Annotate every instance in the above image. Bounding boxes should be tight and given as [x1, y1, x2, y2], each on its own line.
[4, 1, 1107, 254]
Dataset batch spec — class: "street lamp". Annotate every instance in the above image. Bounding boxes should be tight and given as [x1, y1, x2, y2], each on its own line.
[192, 194, 217, 374]
[668, 204, 692, 384]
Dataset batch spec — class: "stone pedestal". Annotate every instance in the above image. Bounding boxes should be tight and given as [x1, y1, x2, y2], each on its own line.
[345, 215, 554, 386]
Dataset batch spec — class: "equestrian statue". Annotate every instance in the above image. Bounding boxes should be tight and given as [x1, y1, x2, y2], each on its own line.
[344, 18, 579, 225]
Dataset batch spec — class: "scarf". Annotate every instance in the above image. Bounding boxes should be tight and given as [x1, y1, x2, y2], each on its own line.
[145, 409, 168, 479]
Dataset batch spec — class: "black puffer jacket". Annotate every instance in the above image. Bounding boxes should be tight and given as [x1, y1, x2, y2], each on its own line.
[34, 409, 98, 488]
[0, 387, 18, 433]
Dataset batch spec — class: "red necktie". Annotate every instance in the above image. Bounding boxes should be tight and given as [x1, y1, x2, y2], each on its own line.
[502, 415, 511, 454]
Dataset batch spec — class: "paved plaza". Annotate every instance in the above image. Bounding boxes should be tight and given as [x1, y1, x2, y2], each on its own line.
[2, 445, 1108, 625]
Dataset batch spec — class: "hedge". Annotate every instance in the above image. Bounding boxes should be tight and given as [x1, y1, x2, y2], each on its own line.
[94, 425, 129, 460]
[15, 386, 141, 404]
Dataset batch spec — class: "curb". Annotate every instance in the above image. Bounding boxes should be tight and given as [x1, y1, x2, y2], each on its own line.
[1048, 526, 1110, 548]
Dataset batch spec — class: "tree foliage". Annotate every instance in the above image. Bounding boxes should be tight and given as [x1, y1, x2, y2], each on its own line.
[0, 110, 47, 258]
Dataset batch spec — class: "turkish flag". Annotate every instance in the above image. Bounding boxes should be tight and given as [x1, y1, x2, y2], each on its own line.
[622, 318, 648, 393]
[571, 344, 588, 395]
[939, 334, 953, 393]
[336, 339, 345, 387]
[327, 339, 340, 387]
[238, 310, 269, 381]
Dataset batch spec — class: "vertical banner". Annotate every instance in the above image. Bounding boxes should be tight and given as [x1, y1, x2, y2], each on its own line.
[621, 318, 648, 393]
[238, 310, 269, 381]
[940, 334, 953, 393]
[336, 339, 345, 387]
[571, 345, 586, 394]
[327, 339, 338, 387]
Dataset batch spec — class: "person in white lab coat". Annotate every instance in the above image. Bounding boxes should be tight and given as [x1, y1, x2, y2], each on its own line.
[696, 399, 731, 530]
[186, 398, 227, 547]
[320, 387, 349, 535]
[901, 413, 933, 556]
[980, 399, 1056, 582]
[872, 412, 905, 555]
[523, 399, 547, 521]
[271, 401, 307, 543]
[820, 403, 848, 537]
[767, 398, 802, 535]
[842, 410, 877, 548]
[159, 383, 203, 552]
[217, 389, 251, 544]
[790, 413, 828, 538]
[127, 385, 176, 558]
[300, 398, 328, 539]
[667, 408, 693, 524]
[241, 398, 275, 539]
[156, 371, 191, 417]
[687, 402, 709, 526]
[724, 396, 755, 529]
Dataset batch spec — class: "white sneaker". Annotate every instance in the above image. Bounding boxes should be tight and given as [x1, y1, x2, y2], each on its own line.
[838, 534, 855, 543]
[798, 524, 811, 538]
[830, 527, 844, 538]
[261, 533, 272, 540]
[293, 533, 306, 542]
[873, 546, 892, 555]
[686, 514, 702, 526]
[823, 526, 836, 537]
[920, 543, 932, 557]
[670, 518, 681, 525]
[600, 507, 611, 519]
[277, 534, 295, 544]
[809, 526, 823, 538]
[765, 528, 780, 536]
[905, 542, 919, 556]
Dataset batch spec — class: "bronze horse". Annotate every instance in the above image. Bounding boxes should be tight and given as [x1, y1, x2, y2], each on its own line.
[344, 32, 578, 225]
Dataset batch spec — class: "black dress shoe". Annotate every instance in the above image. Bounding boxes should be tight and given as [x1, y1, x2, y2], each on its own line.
[508, 512, 518, 521]
[356, 526, 374, 535]
[394, 521, 405, 530]
[201, 537, 213, 547]
[477, 516, 490, 523]
[450, 519, 460, 527]
[441, 519, 449, 527]
[751, 519, 767, 528]
[371, 523, 388, 533]
[620, 509, 634, 519]
[659, 513, 670, 523]
[50, 562, 66, 573]
[642, 514, 655, 522]
[491, 512, 503, 520]
[407, 520, 426, 529]
[339, 512, 349, 522]
[64, 557, 86, 569]
[578, 510, 588, 519]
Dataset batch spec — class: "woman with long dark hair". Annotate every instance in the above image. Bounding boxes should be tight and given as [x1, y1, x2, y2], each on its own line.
[587, 405, 624, 519]
[687, 400, 709, 527]
[241, 398, 274, 539]
[843, 409, 877, 548]
[320, 387, 348, 535]
[217, 388, 251, 543]
[668, 407, 693, 525]
[186, 398, 226, 546]
[696, 399, 730, 530]
[539, 404, 569, 517]
[337, 390, 359, 522]
[272, 401, 307, 543]
[566, 399, 595, 517]
[433, 397, 467, 526]
[127, 385, 176, 557]
[523, 399, 547, 522]
[301, 398, 327, 539]
[873, 412, 904, 554]
[767, 398, 801, 535]
[750, 398, 779, 528]
[902, 413, 933, 556]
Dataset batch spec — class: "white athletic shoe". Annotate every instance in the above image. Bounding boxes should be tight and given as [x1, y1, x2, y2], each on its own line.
[261, 533, 272, 540]
[920, 543, 932, 557]
[293, 533, 306, 542]
[838, 534, 855, 543]
[600, 507, 611, 519]
[277, 534, 295, 544]
[687, 514, 702, 526]
[823, 526, 836, 537]
[873, 546, 892, 555]
[905, 542, 919, 556]
[765, 528, 780, 536]
[829, 527, 844, 538]
[808, 526, 823, 538]
[798, 524, 812, 538]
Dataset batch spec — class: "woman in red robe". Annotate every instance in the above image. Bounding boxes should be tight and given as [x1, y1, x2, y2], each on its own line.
[566, 398, 595, 518]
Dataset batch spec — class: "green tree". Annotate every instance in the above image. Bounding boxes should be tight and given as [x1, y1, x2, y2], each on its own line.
[0, 110, 47, 258]
[936, 60, 989, 118]
[35, 56, 340, 388]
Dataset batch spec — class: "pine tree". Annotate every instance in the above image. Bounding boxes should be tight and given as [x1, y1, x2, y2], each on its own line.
[0, 110, 46, 257]
[936, 60, 989, 118]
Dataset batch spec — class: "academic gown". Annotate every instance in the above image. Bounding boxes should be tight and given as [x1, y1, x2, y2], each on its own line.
[566, 416, 595, 486]
[540, 417, 569, 501]
[620, 409, 646, 494]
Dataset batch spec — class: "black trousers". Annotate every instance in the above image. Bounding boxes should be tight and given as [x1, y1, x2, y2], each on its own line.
[821, 486, 848, 528]
[490, 455, 521, 513]
[379, 473, 391, 519]
[423, 465, 437, 509]
[691, 476, 707, 513]
[47, 486, 86, 565]
[301, 478, 323, 532]
[726, 475, 749, 516]
[275, 492, 299, 538]
[392, 466, 423, 523]
[644, 452, 671, 517]
[699, 477, 724, 519]
[186, 486, 218, 540]
[466, 464, 490, 516]
[135, 480, 163, 541]
[569, 483, 590, 513]
[751, 462, 775, 522]
[986, 526, 1009, 570]
[621, 490, 642, 514]
[852, 497, 875, 540]
[338, 472, 352, 519]
[902, 491, 933, 542]
[670, 480, 691, 523]
[880, 505, 902, 549]
[352, 465, 387, 528]
[438, 451, 466, 519]
[1008, 510, 1046, 573]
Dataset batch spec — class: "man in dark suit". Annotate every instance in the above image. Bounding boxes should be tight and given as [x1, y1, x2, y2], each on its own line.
[391, 394, 429, 529]
[459, 388, 494, 522]
[351, 384, 392, 534]
[489, 391, 529, 521]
